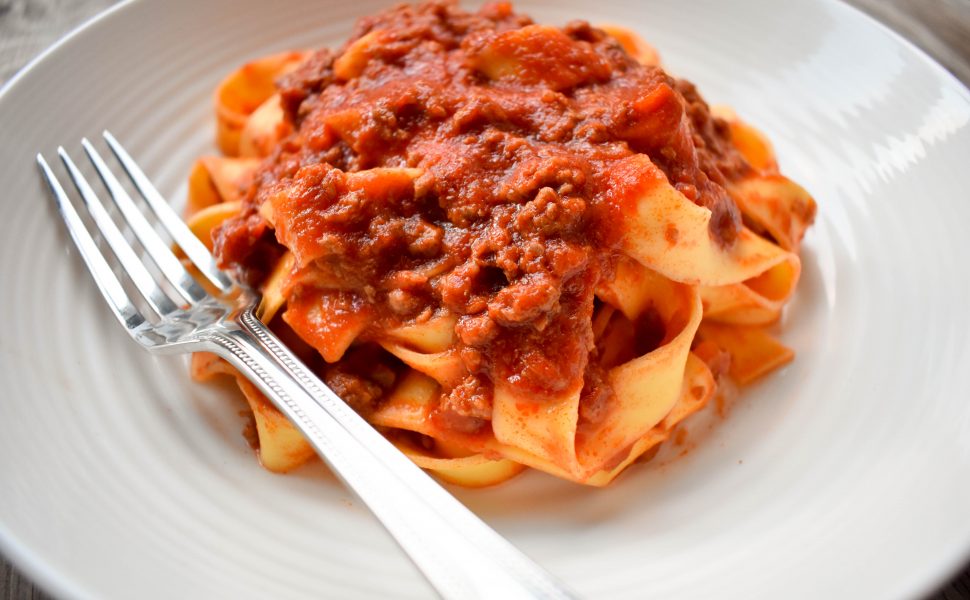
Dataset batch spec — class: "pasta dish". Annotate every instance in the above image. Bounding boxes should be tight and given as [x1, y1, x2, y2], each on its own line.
[186, 1, 816, 487]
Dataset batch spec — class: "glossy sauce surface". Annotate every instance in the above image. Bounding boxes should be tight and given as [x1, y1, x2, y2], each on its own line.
[215, 1, 749, 432]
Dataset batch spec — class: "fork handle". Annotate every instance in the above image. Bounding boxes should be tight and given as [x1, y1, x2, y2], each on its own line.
[203, 308, 574, 600]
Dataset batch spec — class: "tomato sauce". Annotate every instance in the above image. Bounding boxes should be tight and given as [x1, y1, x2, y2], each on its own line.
[214, 1, 749, 433]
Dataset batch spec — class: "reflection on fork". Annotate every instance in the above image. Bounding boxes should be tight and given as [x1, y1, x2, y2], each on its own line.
[37, 132, 574, 600]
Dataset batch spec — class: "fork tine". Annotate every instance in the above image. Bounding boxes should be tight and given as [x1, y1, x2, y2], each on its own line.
[57, 147, 179, 317]
[81, 138, 208, 305]
[102, 131, 234, 294]
[38, 153, 147, 333]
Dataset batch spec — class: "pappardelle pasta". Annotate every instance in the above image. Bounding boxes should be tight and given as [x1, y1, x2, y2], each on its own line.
[187, 1, 815, 487]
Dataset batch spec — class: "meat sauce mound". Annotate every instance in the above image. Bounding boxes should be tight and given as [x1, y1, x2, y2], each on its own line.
[214, 1, 749, 433]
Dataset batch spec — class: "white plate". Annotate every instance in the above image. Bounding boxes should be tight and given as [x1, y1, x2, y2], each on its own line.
[2, 0, 969, 598]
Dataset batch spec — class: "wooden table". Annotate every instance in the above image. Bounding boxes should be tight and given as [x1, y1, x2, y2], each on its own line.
[2, 1, 969, 598]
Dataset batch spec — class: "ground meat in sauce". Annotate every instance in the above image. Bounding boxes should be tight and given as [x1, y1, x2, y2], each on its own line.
[321, 345, 398, 415]
[213, 1, 751, 432]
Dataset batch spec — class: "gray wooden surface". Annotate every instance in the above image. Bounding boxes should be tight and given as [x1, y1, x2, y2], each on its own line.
[1, 0, 969, 598]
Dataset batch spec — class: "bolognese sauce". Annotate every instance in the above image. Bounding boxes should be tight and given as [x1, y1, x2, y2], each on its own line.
[214, 1, 753, 435]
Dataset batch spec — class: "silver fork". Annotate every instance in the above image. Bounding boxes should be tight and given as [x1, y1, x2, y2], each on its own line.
[37, 131, 575, 600]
